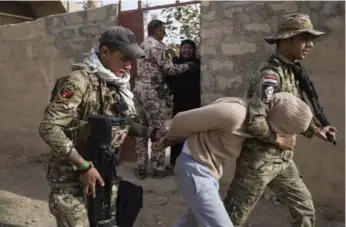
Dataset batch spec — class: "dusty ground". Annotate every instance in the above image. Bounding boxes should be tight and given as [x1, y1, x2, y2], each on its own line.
[0, 151, 344, 227]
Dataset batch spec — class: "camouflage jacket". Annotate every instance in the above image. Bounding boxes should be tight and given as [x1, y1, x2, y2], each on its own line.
[243, 51, 320, 160]
[39, 63, 149, 187]
[135, 36, 189, 89]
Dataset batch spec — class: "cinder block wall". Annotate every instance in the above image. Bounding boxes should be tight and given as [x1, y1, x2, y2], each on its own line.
[0, 4, 119, 171]
[201, 1, 345, 214]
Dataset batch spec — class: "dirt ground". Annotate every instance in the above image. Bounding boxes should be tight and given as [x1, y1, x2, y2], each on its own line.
[0, 151, 344, 227]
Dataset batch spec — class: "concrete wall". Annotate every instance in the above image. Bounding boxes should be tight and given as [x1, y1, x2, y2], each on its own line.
[0, 15, 27, 25]
[201, 1, 345, 215]
[0, 4, 119, 174]
[0, 1, 82, 26]
[30, 1, 82, 18]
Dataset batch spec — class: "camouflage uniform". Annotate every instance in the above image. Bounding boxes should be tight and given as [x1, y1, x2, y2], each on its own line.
[223, 14, 325, 227]
[39, 27, 147, 227]
[133, 36, 190, 176]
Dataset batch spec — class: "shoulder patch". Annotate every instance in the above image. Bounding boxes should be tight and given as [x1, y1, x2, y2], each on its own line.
[263, 85, 275, 102]
[263, 75, 278, 86]
[56, 81, 76, 102]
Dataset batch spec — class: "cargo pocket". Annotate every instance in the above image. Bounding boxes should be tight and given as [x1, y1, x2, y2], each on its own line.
[48, 192, 59, 216]
[251, 160, 275, 176]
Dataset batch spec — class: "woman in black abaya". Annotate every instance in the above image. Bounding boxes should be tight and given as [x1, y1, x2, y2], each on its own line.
[166, 39, 201, 167]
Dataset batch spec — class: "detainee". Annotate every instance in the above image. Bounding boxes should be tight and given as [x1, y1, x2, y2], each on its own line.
[152, 92, 313, 227]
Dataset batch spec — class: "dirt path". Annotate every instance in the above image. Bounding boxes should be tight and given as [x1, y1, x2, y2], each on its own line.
[0, 152, 344, 227]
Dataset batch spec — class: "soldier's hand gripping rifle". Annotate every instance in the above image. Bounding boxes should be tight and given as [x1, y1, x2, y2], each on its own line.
[84, 114, 143, 227]
[294, 63, 337, 145]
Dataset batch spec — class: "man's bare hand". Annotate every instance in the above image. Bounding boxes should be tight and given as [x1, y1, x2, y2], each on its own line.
[166, 48, 177, 58]
[79, 167, 104, 198]
[275, 134, 297, 150]
[155, 128, 167, 141]
[152, 136, 167, 151]
[314, 125, 337, 142]
[150, 127, 167, 143]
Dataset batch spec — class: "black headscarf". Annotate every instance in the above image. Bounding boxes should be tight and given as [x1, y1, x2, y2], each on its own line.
[173, 39, 200, 65]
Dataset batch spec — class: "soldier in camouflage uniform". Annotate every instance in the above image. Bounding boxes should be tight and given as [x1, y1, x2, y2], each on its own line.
[39, 26, 153, 227]
[223, 14, 337, 227]
[133, 20, 197, 179]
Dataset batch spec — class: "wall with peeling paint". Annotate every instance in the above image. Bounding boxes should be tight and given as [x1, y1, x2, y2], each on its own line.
[201, 1, 345, 214]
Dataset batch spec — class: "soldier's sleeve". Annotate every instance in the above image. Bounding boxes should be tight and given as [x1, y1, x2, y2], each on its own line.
[151, 46, 189, 75]
[301, 117, 320, 138]
[245, 68, 281, 142]
[38, 72, 88, 157]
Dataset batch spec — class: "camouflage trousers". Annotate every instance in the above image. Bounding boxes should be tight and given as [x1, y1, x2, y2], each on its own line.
[49, 183, 119, 227]
[223, 153, 315, 227]
[133, 85, 166, 172]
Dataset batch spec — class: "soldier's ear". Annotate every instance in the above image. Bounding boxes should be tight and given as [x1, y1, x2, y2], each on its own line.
[99, 45, 110, 58]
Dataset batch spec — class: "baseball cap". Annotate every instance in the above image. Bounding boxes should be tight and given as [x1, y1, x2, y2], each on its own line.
[99, 26, 145, 59]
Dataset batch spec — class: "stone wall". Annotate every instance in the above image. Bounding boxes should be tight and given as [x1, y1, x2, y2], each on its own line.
[201, 1, 345, 215]
[0, 1, 81, 26]
[0, 15, 27, 25]
[0, 4, 119, 167]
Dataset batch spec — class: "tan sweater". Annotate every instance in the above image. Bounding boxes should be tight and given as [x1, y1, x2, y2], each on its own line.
[167, 97, 249, 179]
[166, 93, 313, 179]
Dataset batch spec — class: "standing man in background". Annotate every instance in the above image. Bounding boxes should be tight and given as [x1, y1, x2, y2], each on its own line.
[133, 19, 198, 179]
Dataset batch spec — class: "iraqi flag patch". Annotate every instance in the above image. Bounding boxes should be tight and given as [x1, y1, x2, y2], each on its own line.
[263, 75, 278, 86]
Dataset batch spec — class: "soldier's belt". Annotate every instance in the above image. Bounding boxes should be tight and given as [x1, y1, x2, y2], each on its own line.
[243, 149, 294, 162]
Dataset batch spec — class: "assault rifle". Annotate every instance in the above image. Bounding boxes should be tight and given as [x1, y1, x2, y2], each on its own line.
[84, 114, 143, 227]
[294, 62, 337, 145]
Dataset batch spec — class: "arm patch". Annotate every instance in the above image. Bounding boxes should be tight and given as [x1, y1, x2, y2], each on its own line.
[262, 85, 275, 104]
[261, 75, 278, 104]
[263, 75, 278, 86]
[56, 81, 76, 102]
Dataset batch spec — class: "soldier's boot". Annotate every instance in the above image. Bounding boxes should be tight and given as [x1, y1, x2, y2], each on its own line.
[135, 167, 147, 180]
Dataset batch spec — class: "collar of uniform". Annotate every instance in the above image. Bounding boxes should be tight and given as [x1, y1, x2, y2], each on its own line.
[274, 50, 298, 65]
[147, 36, 161, 44]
